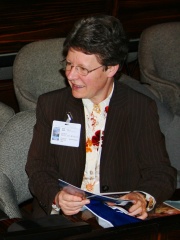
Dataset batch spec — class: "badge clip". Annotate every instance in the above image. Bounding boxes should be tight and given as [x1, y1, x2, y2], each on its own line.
[66, 112, 73, 123]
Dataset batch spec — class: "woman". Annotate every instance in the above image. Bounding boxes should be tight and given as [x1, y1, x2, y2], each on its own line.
[26, 15, 177, 220]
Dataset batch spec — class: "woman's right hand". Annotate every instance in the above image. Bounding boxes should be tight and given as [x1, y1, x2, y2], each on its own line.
[55, 190, 90, 215]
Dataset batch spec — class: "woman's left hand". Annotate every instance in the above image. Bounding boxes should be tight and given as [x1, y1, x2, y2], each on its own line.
[120, 192, 148, 219]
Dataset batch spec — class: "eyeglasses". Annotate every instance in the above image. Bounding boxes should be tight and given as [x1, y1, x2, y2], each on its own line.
[60, 59, 104, 76]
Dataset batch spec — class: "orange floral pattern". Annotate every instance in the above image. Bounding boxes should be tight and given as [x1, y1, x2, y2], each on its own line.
[86, 138, 93, 152]
[85, 108, 106, 153]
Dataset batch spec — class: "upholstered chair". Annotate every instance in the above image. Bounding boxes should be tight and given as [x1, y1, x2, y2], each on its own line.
[0, 102, 15, 133]
[138, 22, 180, 116]
[13, 38, 68, 111]
[0, 111, 35, 218]
[0, 38, 68, 218]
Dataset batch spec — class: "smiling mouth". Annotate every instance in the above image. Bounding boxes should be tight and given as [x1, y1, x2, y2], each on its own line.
[72, 84, 84, 89]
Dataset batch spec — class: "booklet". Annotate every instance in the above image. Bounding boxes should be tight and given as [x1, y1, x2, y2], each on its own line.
[58, 179, 133, 213]
[58, 179, 141, 228]
[164, 200, 180, 211]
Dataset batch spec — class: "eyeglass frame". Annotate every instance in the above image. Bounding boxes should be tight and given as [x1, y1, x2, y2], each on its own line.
[60, 59, 105, 76]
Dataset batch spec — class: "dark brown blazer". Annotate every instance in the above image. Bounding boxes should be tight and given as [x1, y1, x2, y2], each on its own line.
[26, 81, 177, 217]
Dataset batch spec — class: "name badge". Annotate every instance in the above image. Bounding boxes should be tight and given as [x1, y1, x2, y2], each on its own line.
[50, 120, 81, 147]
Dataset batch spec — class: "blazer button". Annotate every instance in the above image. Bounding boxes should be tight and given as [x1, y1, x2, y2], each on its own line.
[102, 185, 109, 192]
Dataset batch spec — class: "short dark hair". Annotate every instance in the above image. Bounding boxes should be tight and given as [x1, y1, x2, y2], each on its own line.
[63, 15, 128, 79]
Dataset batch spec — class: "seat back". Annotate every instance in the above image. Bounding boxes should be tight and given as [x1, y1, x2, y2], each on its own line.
[0, 111, 36, 218]
[0, 102, 15, 133]
[13, 38, 68, 111]
[138, 22, 180, 115]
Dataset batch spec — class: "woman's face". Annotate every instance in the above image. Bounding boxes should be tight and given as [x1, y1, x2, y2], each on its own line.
[65, 48, 117, 104]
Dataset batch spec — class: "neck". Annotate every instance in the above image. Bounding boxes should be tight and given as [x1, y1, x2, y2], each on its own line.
[92, 81, 114, 105]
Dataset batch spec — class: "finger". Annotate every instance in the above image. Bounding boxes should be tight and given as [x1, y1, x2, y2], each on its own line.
[129, 205, 142, 216]
[136, 212, 148, 220]
[61, 199, 90, 215]
[59, 196, 90, 215]
[61, 206, 82, 215]
[129, 199, 142, 212]
[128, 202, 148, 219]
[60, 198, 89, 209]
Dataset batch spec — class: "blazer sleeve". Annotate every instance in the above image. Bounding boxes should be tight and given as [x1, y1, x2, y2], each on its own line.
[26, 94, 62, 215]
[134, 99, 177, 202]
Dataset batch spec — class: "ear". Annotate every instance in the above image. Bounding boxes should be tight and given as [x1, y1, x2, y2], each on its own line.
[107, 64, 119, 77]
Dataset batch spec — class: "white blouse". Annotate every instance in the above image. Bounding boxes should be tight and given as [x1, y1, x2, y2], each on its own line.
[81, 85, 114, 194]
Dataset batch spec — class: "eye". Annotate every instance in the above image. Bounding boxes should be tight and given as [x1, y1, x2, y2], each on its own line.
[66, 61, 72, 67]
[79, 66, 87, 71]
[78, 66, 88, 74]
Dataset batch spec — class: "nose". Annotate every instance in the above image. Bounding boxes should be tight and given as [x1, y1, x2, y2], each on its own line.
[66, 66, 79, 80]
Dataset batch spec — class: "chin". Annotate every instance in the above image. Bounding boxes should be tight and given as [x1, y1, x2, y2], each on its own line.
[72, 91, 85, 99]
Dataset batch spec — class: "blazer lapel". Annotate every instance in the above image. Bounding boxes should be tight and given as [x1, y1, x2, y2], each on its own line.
[100, 82, 130, 185]
[64, 96, 86, 186]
